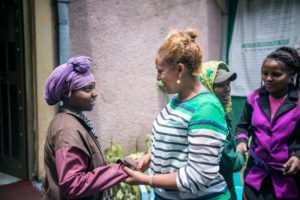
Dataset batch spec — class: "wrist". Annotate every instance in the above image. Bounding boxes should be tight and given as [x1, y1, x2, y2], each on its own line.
[149, 174, 154, 187]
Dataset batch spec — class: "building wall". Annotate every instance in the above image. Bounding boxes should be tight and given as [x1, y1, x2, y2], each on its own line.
[33, 0, 56, 178]
[69, 0, 222, 154]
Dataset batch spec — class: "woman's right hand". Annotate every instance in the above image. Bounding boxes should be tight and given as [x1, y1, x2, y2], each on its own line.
[137, 153, 151, 171]
[236, 142, 248, 157]
[123, 167, 149, 185]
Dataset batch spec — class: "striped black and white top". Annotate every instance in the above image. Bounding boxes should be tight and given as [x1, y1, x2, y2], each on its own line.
[151, 90, 228, 200]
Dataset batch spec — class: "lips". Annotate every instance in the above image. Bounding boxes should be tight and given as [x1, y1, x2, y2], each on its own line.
[89, 99, 96, 106]
[265, 83, 273, 89]
[220, 94, 230, 105]
[222, 94, 230, 101]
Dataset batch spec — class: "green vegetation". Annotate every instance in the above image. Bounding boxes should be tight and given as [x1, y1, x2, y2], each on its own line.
[104, 135, 151, 200]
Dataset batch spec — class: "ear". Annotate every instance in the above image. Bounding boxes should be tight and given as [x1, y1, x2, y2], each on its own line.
[62, 88, 69, 99]
[177, 63, 185, 78]
[289, 69, 296, 77]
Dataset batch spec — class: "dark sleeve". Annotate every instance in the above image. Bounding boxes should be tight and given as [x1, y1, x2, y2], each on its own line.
[221, 133, 245, 172]
[52, 125, 128, 199]
[55, 147, 128, 199]
[289, 119, 300, 160]
[234, 100, 253, 145]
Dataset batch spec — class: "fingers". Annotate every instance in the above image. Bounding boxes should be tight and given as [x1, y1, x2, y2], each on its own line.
[137, 157, 149, 171]
[124, 177, 133, 184]
[123, 166, 135, 176]
[136, 162, 143, 170]
[123, 167, 135, 184]
[283, 156, 300, 175]
[236, 143, 248, 157]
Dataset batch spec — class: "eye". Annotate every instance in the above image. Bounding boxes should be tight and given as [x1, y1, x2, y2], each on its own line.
[82, 84, 95, 92]
[83, 87, 92, 92]
[271, 72, 283, 77]
[261, 71, 268, 76]
[214, 83, 226, 88]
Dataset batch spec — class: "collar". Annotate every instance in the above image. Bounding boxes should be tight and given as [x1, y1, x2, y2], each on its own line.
[60, 107, 96, 135]
[258, 85, 299, 121]
[259, 84, 299, 102]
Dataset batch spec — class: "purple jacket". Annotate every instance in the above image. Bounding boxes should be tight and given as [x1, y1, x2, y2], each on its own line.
[235, 86, 300, 199]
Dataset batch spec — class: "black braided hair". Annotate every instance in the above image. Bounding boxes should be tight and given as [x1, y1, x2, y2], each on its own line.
[263, 46, 300, 89]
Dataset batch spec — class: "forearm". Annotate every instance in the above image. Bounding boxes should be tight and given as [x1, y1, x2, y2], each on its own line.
[150, 172, 178, 190]
[56, 147, 128, 198]
[123, 168, 178, 190]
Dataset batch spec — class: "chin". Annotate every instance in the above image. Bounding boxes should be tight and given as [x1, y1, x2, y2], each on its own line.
[265, 88, 275, 94]
[166, 88, 176, 94]
[84, 106, 94, 111]
[221, 100, 229, 105]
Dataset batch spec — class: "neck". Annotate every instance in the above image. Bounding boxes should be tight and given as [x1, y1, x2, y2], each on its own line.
[61, 102, 82, 113]
[269, 87, 289, 98]
[177, 81, 203, 101]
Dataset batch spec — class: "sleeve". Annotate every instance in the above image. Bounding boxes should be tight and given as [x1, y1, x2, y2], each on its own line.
[289, 119, 300, 160]
[221, 135, 245, 172]
[235, 100, 253, 145]
[55, 147, 128, 199]
[176, 102, 227, 193]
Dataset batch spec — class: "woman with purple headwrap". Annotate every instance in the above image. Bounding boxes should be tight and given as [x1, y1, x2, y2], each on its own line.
[43, 56, 128, 200]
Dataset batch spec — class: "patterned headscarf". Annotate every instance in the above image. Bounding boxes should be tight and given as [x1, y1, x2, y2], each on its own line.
[44, 56, 95, 105]
[199, 61, 233, 114]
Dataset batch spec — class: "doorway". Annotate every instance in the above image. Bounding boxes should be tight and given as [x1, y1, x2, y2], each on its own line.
[0, 0, 27, 179]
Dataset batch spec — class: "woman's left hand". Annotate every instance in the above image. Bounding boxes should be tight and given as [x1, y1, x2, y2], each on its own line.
[283, 156, 300, 175]
[123, 167, 149, 185]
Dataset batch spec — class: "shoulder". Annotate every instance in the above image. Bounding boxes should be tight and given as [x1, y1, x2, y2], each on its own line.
[189, 91, 227, 134]
[48, 113, 91, 151]
[48, 112, 87, 139]
[246, 89, 261, 106]
[192, 91, 224, 116]
[50, 112, 82, 128]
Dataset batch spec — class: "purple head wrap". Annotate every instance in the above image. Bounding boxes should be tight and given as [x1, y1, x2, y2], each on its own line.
[44, 55, 95, 105]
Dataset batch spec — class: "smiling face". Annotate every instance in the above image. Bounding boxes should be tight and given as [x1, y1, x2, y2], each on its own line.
[261, 59, 290, 97]
[66, 82, 97, 111]
[213, 80, 231, 105]
[155, 54, 179, 94]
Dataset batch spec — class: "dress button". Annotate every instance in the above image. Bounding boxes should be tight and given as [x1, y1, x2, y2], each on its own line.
[267, 130, 272, 136]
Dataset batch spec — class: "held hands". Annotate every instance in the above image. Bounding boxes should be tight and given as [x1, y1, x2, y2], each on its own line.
[117, 156, 138, 170]
[123, 167, 150, 185]
[283, 156, 300, 175]
[236, 142, 248, 157]
[123, 153, 152, 185]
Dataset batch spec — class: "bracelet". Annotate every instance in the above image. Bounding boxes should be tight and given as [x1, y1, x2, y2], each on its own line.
[149, 174, 154, 187]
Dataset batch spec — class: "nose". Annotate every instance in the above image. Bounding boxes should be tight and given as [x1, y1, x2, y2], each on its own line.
[92, 89, 97, 98]
[224, 83, 231, 92]
[266, 75, 273, 82]
[225, 85, 230, 92]
[157, 73, 161, 81]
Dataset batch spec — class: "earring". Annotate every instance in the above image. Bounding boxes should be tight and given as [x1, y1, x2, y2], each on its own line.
[289, 76, 295, 83]
[176, 79, 181, 84]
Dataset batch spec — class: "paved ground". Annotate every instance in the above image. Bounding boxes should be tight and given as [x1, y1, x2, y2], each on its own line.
[0, 180, 42, 200]
[0, 172, 42, 200]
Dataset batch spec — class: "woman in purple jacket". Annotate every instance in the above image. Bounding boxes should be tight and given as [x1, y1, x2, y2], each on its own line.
[235, 46, 300, 200]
